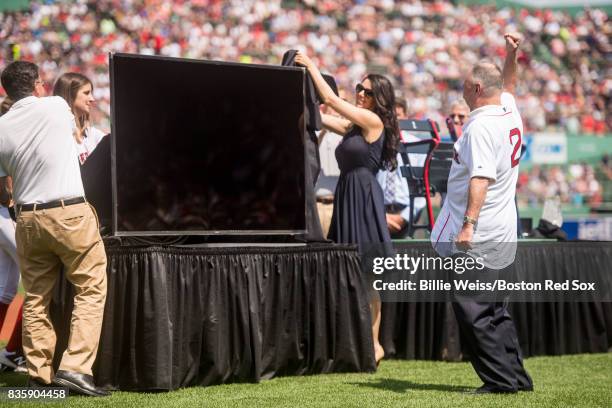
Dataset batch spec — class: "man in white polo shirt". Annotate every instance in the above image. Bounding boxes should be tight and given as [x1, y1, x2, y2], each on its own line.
[0, 61, 108, 396]
[430, 33, 533, 394]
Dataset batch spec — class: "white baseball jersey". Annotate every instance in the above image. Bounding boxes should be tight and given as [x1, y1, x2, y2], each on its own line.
[431, 92, 522, 269]
[76, 126, 106, 164]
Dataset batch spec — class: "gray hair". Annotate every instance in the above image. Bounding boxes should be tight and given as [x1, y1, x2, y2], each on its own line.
[449, 99, 469, 112]
[471, 62, 503, 97]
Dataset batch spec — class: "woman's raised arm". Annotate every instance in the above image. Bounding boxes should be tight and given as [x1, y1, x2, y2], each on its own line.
[295, 51, 383, 142]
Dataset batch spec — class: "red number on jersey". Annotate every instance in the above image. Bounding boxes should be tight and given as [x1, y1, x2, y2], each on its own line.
[509, 128, 521, 168]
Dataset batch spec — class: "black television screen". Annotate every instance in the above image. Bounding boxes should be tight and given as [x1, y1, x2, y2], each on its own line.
[110, 53, 306, 235]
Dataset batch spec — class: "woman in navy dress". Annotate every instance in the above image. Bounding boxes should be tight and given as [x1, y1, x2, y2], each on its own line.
[296, 51, 399, 365]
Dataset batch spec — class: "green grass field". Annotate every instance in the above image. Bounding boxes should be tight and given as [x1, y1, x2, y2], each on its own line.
[0, 353, 610, 407]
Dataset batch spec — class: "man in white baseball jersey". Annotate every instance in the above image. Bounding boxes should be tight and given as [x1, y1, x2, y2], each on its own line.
[430, 33, 533, 393]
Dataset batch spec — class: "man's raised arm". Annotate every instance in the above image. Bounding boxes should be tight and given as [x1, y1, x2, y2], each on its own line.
[502, 32, 521, 94]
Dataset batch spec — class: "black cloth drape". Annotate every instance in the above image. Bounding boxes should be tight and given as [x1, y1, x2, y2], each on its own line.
[281, 49, 324, 242]
[381, 241, 612, 360]
[50, 244, 375, 391]
[281, 50, 339, 242]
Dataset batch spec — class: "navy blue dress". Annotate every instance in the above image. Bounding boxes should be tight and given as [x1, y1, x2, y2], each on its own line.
[328, 127, 392, 256]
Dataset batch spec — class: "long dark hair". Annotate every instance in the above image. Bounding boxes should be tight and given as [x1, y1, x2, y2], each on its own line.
[53, 72, 93, 138]
[363, 73, 400, 170]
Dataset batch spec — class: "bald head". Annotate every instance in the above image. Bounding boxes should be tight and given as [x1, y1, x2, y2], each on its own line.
[472, 62, 503, 97]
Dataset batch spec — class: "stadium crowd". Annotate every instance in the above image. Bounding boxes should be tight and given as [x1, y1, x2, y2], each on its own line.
[518, 156, 612, 207]
[0, 0, 611, 210]
[519, 163, 600, 206]
[0, 0, 609, 135]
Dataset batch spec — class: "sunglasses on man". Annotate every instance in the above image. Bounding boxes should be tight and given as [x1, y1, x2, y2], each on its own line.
[355, 83, 374, 98]
[450, 113, 466, 120]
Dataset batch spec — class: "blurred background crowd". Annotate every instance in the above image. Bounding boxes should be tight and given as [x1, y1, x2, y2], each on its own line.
[0, 0, 611, 212]
[518, 156, 612, 208]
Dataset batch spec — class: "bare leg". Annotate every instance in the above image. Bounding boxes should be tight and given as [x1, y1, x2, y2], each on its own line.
[370, 291, 384, 365]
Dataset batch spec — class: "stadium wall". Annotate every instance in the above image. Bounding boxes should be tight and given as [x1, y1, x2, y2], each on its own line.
[458, 0, 612, 16]
[0, 0, 30, 12]
[521, 133, 612, 170]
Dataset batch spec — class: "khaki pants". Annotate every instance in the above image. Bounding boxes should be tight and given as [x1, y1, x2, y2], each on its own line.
[15, 202, 107, 384]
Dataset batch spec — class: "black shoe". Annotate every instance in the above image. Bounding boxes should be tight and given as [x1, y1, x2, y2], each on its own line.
[52, 370, 110, 397]
[467, 385, 517, 394]
[28, 377, 52, 388]
[519, 384, 534, 392]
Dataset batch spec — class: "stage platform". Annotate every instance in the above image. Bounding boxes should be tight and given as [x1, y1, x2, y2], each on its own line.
[50, 244, 375, 391]
[49, 241, 612, 391]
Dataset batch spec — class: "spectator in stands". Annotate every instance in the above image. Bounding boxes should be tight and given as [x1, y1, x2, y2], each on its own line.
[446, 99, 470, 140]
[395, 97, 408, 119]
[1, 1, 609, 135]
[1, 1, 608, 209]
[601, 155, 612, 181]
[53, 73, 107, 164]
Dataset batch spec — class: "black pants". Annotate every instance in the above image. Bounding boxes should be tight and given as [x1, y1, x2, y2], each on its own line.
[452, 265, 533, 391]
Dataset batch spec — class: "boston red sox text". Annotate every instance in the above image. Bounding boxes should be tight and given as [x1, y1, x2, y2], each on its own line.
[373, 279, 597, 292]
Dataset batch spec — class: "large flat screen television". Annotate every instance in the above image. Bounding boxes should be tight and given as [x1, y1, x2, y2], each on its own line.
[110, 53, 306, 235]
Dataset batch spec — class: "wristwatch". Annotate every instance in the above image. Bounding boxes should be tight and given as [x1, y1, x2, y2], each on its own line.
[463, 215, 477, 227]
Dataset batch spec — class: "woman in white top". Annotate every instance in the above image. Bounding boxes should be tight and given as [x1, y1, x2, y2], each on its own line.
[53, 73, 106, 164]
